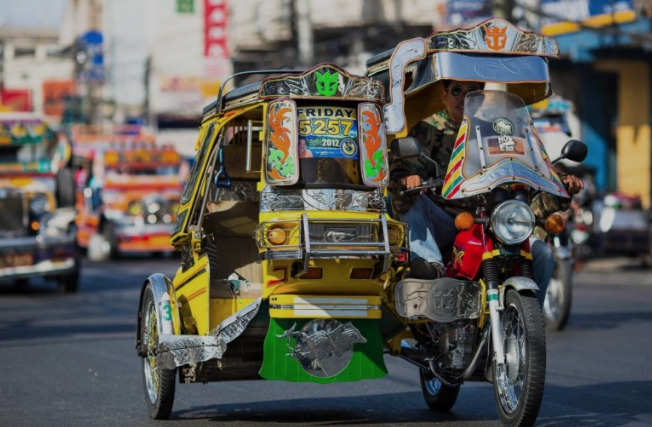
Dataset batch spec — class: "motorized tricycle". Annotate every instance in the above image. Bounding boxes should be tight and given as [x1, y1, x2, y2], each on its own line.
[135, 18, 585, 427]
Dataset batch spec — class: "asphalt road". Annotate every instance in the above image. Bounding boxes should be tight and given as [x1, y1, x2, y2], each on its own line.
[1, 256, 651, 427]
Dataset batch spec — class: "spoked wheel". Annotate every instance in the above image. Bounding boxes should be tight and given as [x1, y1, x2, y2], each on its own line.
[493, 290, 546, 427]
[543, 260, 573, 330]
[141, 285, 176, 419]
[419, 368, 460, 411]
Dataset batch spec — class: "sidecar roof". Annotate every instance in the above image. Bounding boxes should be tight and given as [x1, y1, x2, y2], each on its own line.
[366, 18, 560, 134]
[202, 63, 385, 120]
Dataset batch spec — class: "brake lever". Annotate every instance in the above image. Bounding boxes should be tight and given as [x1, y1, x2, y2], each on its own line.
[399, 178, 444, 197]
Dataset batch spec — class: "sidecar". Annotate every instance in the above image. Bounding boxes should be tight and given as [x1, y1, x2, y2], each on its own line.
[135, 63, 411, 419]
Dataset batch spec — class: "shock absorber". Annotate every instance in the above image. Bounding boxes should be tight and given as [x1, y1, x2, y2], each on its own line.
[482, 258, 499, 286]
[520, 258, 534, 278]
[482, 257, 505, 366]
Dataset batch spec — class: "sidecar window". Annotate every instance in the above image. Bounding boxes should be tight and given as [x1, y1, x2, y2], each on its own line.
[181, 123, 215, 204]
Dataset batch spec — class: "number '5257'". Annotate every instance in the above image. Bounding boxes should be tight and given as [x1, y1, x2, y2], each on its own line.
[298, 119, 354, 137]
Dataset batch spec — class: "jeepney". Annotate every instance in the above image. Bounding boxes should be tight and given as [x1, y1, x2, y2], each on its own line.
[0, 113, 79, 293]
[70, 125, 183, 261]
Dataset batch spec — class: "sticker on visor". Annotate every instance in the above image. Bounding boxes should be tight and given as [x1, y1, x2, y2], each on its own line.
[486, 136, 525, 155]
[297, 106, 358, 159]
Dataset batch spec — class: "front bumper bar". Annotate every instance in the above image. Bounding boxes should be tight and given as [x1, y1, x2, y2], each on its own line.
[0, 234, 76, 279]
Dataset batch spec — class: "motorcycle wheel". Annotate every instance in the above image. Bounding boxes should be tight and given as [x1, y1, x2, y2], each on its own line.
[493, 290, 546, 427]
[141, 285, 176, 419]
[419, 368, 460, 411]
[543, 260, 573, 330]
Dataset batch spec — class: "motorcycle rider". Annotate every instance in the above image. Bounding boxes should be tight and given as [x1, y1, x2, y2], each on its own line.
[390, 79, 584, 306]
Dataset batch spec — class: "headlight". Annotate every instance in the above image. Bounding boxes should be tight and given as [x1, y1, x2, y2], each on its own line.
[491, 200, 535, 245]
[30, 194, 51, 215]
[127, 201, 144, 216]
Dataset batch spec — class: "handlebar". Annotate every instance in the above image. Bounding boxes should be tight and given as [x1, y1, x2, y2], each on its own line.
[399, 178, 444, 197]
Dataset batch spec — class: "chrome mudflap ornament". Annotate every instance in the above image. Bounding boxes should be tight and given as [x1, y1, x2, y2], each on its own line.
[395, 278, 482, 322]
[278, 319, 366, 378]
[156, 298, 262, 369]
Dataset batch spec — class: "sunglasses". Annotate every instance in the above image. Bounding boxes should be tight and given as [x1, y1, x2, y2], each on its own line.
[448, 86, 482, 98]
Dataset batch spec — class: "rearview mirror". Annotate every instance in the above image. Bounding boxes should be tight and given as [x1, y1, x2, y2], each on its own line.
[390, 137, 422, 160]
[554, 139, 587, 164]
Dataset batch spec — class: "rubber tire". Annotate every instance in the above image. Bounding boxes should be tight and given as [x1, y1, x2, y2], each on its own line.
[543, 260, 572, 330]
[141, 285, 176, 419]
[103, 222, 119, 260]
[493, 290, 546, 427]
[57, 250, 81, 294]
[56, 168, 76, 208]
[419, 368, 460, 412]
[13, 278, 29, 289]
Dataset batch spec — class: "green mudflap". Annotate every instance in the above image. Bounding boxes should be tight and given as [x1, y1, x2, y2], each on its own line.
[259, 318, 388, 383]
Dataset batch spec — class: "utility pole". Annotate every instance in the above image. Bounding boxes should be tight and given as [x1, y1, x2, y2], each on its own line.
[143, 56, 151, 126]
[293, 0, 313, 68]
[0, 40, 4, 105]
[492, 0, 517, 23]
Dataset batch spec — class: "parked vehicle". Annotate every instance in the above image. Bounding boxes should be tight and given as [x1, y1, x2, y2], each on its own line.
[0, 113, 79, 293]
[69, 125, 183, 260]
[135, 18, 581, 427]
[596, 192, 652, 266]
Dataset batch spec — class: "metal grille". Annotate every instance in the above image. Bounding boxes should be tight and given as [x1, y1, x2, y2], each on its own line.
[308, 223, 375, 243]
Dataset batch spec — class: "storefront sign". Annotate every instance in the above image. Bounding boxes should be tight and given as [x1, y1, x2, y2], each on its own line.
[541, 0, 636, 35]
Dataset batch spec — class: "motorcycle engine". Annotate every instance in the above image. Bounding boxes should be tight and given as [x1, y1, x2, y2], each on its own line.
[436, 321, 477, 370]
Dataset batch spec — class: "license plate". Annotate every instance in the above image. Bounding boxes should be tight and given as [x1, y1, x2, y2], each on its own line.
[0, 252, 34, 268]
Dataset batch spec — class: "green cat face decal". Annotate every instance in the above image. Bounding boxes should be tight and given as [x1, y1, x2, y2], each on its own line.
[315, 70, 339, 96]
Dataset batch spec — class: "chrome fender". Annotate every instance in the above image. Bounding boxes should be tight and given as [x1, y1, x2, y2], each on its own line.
[135, 273, 180, 357]
[500, 276, 539, 307]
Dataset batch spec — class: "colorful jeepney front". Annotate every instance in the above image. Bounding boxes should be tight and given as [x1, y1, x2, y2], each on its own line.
[0, 114, 78, 287]
[70, 125, 183, 258]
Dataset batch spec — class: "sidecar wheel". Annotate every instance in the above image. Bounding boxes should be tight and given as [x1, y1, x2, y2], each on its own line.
[543, 260, 573, 330]
[419, 369, 460, 412]
[493, 290, 546, 427]
[141, 285, 176, 419]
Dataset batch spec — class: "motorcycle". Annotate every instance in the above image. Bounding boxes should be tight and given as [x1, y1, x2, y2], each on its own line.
[390, 91, 587, 426]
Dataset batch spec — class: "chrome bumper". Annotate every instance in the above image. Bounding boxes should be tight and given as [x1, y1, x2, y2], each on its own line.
[0, 234, 76, 279]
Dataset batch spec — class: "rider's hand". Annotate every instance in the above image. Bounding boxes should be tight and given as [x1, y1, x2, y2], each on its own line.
[561, 174, 584, 196]
[401, 175, 422, 189]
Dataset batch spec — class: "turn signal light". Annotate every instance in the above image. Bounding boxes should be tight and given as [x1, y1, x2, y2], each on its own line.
[544, 213, 565, 235]
[455, 212, 475, 231]
[301, 268, 323, 279]
[387, 227, 402, 246]
[267, 226, 288, 245]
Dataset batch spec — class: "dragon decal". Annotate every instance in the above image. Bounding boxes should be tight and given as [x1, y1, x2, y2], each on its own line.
[266, 101, 297, 183]
[360, 106, 388, 185]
